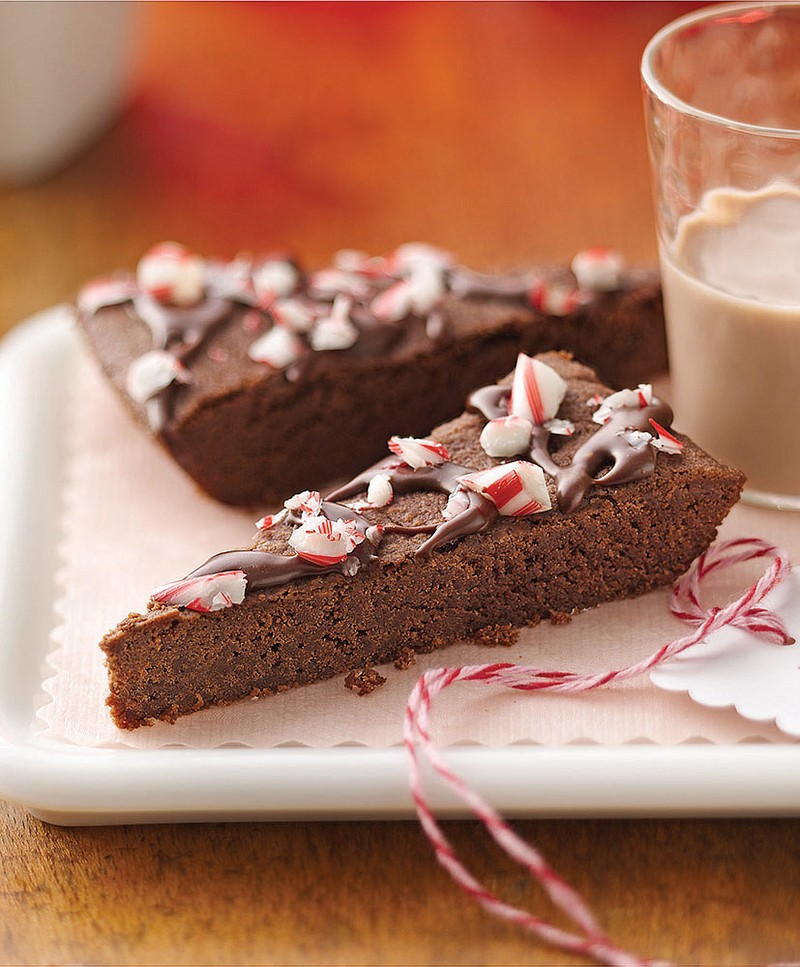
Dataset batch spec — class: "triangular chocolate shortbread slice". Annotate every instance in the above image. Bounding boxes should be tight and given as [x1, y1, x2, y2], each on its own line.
[77, 243, 666, 506]
[100, 352, 743, 729]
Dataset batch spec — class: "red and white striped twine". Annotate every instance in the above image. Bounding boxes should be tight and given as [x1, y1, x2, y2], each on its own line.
[403, 537, 797, 967]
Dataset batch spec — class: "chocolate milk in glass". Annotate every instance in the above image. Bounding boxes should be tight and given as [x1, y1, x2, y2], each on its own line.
[660, 184, 800, 501]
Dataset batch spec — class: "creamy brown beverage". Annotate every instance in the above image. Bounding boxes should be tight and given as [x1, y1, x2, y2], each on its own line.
[660, 184, 800, 504]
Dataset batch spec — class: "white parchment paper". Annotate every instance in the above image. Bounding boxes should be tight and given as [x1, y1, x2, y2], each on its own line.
[37, 353, 800, 749]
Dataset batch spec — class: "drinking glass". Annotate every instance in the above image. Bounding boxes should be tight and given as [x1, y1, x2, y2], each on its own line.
[642, 2, 800, 510]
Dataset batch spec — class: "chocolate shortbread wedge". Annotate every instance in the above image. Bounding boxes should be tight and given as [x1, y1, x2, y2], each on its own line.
[100, 351, 743, 729]
[77, 243, 666, 506]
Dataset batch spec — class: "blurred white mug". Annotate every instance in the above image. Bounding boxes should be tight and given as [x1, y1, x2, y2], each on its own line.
[0, 1, 136, 183]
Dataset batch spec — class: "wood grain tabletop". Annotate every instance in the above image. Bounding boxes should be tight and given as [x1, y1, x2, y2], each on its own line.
[1, 3, 798, 965]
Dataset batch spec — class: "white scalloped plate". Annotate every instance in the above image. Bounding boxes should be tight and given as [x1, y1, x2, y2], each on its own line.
[650, 567, 800, 736]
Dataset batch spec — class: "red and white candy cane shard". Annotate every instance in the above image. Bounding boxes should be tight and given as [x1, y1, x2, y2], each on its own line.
[404, 538, 794, 967]
[252, 259, 300, 303]
[333, 248, 387, 277]
[215, 256, 257, 302]
[617, 428, 652, 451]
[284, 490, 322, 518]
[271, 297, 317, 334]
[459, 461, 551, 516]
[479, 415, 534, 458]
[308, 268, 370, 301]
[570, 247, 625, 293]
[388, 436, 451, 469]
[255, 508, 289, 531]
[443, 487, 471, 520]
[406, 262, 447, 315]
[77, 278, 138, 316]
[591, 384, 654, 425]
[366, 473, 394, 508]
[288, 515, 365, 566]
[543, 417, 575, 437]
[388, 242, 454, 275]
[125, 350, 189, 404]
[365, 524, 385, 546]
[508, 353, 567, 426]
[310, 294, 358, 351]
[137, 242, 206, 307]
[649, 419, 684, 455]
[248, 324, 304, 369]
[371, 279, 415, 323]
[528, 280, 591, 316]
[151, 569, 247, 612]
[311, 316, 358, 351]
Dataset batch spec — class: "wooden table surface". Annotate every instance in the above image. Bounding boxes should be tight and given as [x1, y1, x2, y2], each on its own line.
[1, 3, 798, 965]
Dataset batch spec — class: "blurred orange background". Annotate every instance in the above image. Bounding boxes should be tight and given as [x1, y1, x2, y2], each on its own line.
[0, 1, 696, 335]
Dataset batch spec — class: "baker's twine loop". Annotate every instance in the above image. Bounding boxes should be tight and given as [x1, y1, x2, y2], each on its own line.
[404, 537, 796, 967]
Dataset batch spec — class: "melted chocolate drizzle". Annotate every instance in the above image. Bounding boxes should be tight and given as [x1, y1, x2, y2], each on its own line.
[151, 362, 677, 606]
[448, 267, 536, 300]
[186, 501, 377, 589]
[467, 383, 674, 513]
[82, 248, 616, 439]
[327, 458, 498, 557]
[81, 257, 456, 433]
[154, 366, 678, 607]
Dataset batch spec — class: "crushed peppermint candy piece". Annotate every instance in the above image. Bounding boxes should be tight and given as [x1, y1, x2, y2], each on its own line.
[571, 247, 625, 292]
[307, 268, 370, 301]
[310, 294, 358, 351]
[479, 415, 533, 458]
[248, 324, 304, 369]
[459, 461, 551, 517]
[366, 474, 393, 507]
[333, 249, 386, 277]
[365, 524, 385, 546]
[125, 350, 189, 403]
[508, 353, 567, 426]
[347, 475, 393, 512]
[252, 259, 300, 303]
[543, 418, 575, 436]
[370, 279, 415, 323]
[649, 418, 684, 454]
[388, 242, 453, 274]
[211, 256, 257, 304]
[151, 569, 247, 612]
[591, 384, 654, 424]
[388, 436, 450, 469]
[406, 261, 446, 315]
[425, 310, 446, 342]
[341, 556, 361, 577]
[333, 249, 370, 272]
[137, 242, 206, 307]
[443, 487, 471, 520]
[284, 490, 322, 517]
[288, 515, 365, 566]
[618, 429, 653, 450]
[528, 281, 591, 316]
[271, 297, 317, 333]
[77, 277, 138, 316]
[255, 508, 289, 530]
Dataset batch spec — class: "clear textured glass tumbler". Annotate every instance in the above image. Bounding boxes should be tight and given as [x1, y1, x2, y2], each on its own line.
[642, 2, 800, 510]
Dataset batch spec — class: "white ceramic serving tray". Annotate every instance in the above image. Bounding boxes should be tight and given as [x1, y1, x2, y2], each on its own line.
[1, 309, 799, 826]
